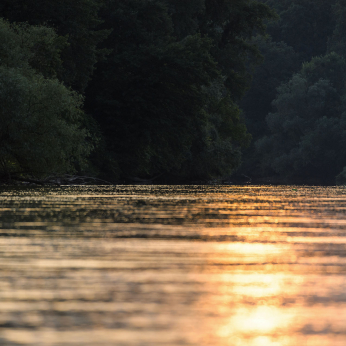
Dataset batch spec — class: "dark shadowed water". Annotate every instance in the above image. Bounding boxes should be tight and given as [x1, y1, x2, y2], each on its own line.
[0, 185, 346, 346]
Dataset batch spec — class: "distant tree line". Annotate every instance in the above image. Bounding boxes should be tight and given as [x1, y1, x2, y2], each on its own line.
[3, 0, 346, 184]
[241, 0, 346, 184]
[0, 0, 276, 183]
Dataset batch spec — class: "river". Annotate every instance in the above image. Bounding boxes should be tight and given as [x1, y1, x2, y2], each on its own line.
[0, 185, 345, 345]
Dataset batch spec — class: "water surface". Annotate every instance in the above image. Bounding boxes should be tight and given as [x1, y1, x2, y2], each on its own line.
[0, 185, 345, 345]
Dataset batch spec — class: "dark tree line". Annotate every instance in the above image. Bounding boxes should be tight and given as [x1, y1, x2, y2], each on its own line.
[4, 0, 345, 185]
[86, 0, 275, 180]
[0, 0, 276, 182]
[241, 0, 346, 184]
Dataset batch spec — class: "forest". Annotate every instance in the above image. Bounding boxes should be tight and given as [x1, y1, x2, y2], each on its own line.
[0, 0, 345, 184]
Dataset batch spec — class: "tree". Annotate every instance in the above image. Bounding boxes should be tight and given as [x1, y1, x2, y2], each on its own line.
[163, 0, 205, 39]
[0, 0, 108, 92]
[200, 0, 277, 100]
[87, 0, 219, 176]
[328, 0, 346, 57]
[241, 35, 298, 138]
[0, 19, 93, 179]
[86, 0, 274, 179]
[256, 53, 346, 183]
[178, 80, 251, 180]
[239, 36, 299, 176]
[264, 0, 335, 62]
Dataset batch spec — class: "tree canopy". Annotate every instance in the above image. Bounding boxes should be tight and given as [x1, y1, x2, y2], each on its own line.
[0, 0, 108, 92]
[256, 53, 346, 183]
[5, 0, 331, 183]
[86, 0, 274, 180]
[234, 0, 346, 184]
[0, 19, 93, 179]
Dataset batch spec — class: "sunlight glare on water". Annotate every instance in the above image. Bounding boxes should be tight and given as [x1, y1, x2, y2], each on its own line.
[0, 185, 346, 345]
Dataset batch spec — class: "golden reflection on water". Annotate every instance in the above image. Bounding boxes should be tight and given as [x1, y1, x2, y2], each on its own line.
[0, 185, 346, 345]
[201, 242, 291, 345]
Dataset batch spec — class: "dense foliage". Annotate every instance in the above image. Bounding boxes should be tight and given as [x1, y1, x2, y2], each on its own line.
[0, 0, 275, 182]
[4, 0, 346, 184]
[0, 19, 92, 179]
[86, 0, 273, 179]
[257, 53, 346, 183]
[239, 0, 346, 184]
[0, 0, 108, 92]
